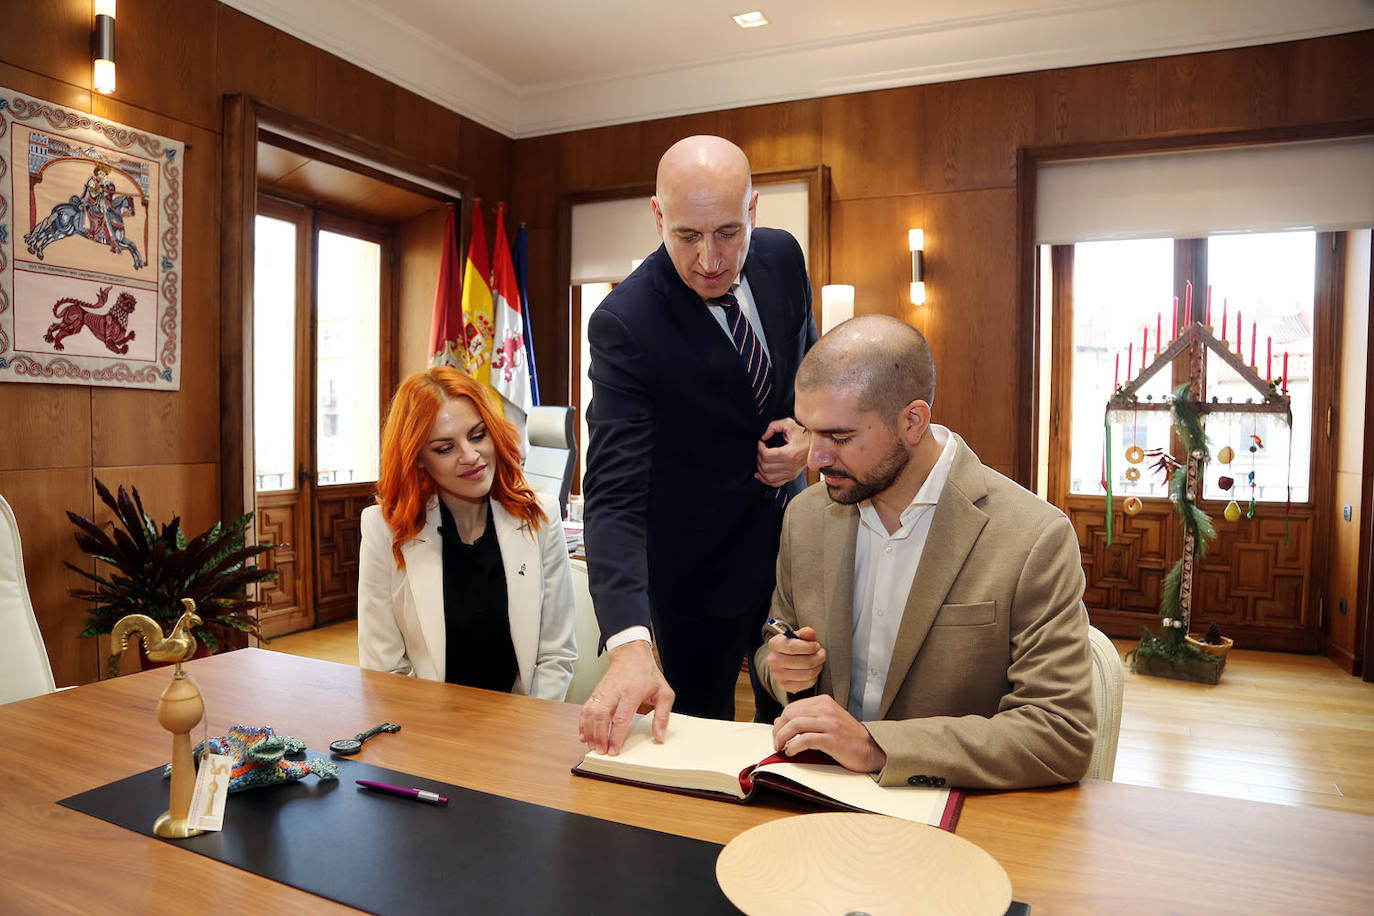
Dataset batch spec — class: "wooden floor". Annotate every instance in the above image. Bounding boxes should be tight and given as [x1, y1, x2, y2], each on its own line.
[269, 622, 1374, 817]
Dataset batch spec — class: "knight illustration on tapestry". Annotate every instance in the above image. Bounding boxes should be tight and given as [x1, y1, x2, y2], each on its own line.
[23, 156, 148, 270]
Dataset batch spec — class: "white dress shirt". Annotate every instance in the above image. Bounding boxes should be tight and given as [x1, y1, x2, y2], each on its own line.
[848, 424, 957, 721]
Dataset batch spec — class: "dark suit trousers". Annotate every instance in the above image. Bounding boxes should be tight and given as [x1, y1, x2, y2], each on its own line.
[650, 593, 784, 723]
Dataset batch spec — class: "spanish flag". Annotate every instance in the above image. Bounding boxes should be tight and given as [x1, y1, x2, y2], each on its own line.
[459, 199, 495, 389]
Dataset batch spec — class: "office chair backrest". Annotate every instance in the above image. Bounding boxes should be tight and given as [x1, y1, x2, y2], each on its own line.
[564, 558, 610, 705]
[525, 405, 577, 518]
[1086, 625, 1125, 780]
[0, 493, 57, 704]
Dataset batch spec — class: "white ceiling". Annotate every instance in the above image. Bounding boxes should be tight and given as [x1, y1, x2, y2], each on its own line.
[221, 0, 1374, 139]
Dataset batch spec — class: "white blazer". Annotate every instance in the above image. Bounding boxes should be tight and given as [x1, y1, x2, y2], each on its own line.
[357, 494, 577, 701]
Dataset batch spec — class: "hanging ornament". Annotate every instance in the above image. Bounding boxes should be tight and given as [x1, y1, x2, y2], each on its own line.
[1217, 445, 1234, 464]
[1224, 500, 1242, 522]
[1123, 496, 1144, 516]
[1125, 467, 1141, 482]
[1218, 475, 1234, 491]
[1247, 433, 1262, 519]
[1125, 445, 1144, 464]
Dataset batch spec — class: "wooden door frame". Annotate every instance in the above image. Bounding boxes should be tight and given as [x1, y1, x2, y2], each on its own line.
[220, 95, 474, 527]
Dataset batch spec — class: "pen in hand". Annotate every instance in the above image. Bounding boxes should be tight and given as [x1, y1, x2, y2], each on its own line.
[356, 779, 448, 806]
[764, 618, 818, 700]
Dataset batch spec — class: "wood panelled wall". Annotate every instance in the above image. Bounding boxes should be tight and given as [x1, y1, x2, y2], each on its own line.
[3, 7, 1372, 687]
[510, 31, 1374, 481]
[0, 1, 510, 687]
[506, 30, 1374, 664]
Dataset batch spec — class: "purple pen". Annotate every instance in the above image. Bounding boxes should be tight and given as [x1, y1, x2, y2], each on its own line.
[355, 779, 448, 806]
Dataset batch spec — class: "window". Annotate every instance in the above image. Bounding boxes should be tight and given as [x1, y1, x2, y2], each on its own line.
[315, 229, 381, 487]
[1067, 238, 1175, 498]
[1058, 231, 1318, 505]
[1201, 232, 1314, 503]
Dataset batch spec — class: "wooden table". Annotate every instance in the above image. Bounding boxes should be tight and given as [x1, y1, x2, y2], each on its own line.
[2, 649, 1371, 913]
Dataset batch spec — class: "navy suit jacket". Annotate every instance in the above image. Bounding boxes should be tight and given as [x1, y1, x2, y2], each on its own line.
[584, 227, 817, 648]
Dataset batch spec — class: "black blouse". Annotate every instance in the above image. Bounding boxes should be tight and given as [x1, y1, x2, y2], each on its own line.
[436, 500, 517, 692]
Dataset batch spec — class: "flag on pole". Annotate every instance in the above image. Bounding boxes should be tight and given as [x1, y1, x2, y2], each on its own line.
[427, 203, 464, 368]
[460, 199, 496, 393]
[490, 204, 533, 440]
[512, 224, 541, 406]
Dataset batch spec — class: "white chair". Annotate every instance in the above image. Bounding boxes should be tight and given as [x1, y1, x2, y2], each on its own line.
[525, 406, 577, 519]
[1086, 625, 1125, 780]
[0, 494, 57, 704]
[564, 558, 609, 705]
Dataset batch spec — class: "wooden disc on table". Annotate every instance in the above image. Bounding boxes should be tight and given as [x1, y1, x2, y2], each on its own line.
[716, 812, 1011, 916]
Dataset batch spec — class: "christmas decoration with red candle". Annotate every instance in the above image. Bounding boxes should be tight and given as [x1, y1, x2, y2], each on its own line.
[1221, 299, 1228, 343]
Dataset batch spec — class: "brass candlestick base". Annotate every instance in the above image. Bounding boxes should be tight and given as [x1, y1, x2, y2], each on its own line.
[112, 600, 207, 839]
[153, 669, 205, 838]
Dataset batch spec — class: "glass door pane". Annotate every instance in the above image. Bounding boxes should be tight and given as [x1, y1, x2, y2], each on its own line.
[254, 214, 297, 492]
[1203, 231, 1314, 503]
[315, 230, 381, 486]
[1068, 238, 1175, 497]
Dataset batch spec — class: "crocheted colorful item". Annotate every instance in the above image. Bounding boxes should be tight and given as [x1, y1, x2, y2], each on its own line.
[163, 724, 339, 792]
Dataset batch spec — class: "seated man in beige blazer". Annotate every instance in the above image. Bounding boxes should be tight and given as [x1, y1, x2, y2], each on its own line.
[755, 315, 1095, 790]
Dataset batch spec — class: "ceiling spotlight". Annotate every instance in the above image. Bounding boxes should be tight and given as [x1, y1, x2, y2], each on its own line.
[732, 11, 769, 28]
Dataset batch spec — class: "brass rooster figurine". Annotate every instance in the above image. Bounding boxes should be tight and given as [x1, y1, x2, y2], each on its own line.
[111, 598, 202, 670]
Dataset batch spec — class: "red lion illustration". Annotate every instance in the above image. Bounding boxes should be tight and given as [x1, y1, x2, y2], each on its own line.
[43, 285, 138, 354]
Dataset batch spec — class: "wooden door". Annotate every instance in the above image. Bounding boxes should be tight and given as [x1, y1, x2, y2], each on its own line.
[254, 197, 314, 637]
[1046, 234, 1339, 652]
[253, 203, 392, 636]
[309, 212, 392, 626]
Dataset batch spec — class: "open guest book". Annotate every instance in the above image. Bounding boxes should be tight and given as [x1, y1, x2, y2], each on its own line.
[573, 713, 963, 830]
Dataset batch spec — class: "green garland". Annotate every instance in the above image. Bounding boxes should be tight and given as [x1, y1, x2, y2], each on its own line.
[1127, 625, 1223, 667]
[1151, 383, 1217, 649]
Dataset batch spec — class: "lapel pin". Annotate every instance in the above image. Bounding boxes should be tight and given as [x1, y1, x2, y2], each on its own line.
[518, 563, 527, 576]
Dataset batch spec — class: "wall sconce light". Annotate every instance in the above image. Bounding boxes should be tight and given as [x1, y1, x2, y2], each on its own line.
[92, 0, 117, 95]
[820, 284, 854, 334]
[909, 229, 926, 305]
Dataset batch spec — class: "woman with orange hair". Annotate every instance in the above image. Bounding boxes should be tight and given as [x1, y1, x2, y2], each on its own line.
[357, 366, 576, 699]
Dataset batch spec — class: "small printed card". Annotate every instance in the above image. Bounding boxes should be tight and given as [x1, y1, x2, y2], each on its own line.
[187, 753, 233, 832]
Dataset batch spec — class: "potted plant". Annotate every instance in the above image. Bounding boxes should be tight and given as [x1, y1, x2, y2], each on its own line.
[65, 479, 276, 677]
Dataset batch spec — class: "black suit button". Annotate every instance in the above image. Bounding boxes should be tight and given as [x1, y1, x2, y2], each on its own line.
[908, 775, 929, 786]
[935, 777, 947, 787]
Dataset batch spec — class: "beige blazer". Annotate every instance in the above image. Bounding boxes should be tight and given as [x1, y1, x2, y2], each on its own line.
[357, 495, 577, 701]
[756, 433, 1095, 790]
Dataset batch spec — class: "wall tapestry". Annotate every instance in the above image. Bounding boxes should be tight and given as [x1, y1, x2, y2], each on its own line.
[0, 87, 184, 390]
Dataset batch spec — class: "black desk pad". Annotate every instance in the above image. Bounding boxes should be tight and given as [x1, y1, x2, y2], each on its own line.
[60, 754, 736, 915]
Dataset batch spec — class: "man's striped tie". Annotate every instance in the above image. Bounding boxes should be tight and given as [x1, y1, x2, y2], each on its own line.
[715, 291, 772, 416]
